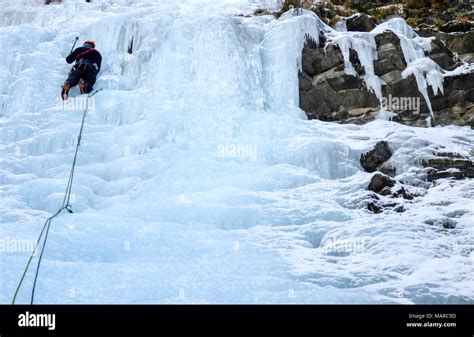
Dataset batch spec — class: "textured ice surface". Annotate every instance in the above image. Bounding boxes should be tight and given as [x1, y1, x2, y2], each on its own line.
[1, 0, 473, 304]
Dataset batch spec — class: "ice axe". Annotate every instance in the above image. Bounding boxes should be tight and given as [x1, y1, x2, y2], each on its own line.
[70, 36, 79, 54]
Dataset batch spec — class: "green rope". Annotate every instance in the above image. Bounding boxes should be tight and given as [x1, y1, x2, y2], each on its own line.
[12, 89, 102, 304]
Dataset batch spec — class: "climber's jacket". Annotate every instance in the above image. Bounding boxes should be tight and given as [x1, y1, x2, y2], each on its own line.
[66, 46, 102, 72]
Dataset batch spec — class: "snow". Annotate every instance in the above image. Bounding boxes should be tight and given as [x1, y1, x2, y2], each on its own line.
[1, 0, 473, 304]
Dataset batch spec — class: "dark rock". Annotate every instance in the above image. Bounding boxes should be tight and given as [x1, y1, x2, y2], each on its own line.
[374, 55, 406, 76]
[374, 41, 406, 76]
[337, 106, 349, 120]
[446, 72, 474, 91]
[377, 43, 398, 60]
[341, 88, 379, 109]
[369, 200, 405, 213]
[368, 201, 383, 214]
[350, 49, 365, 76]
[346, 107, 378, 117]
[393, 205, 405, 213]
[466, 89, 474, 102]
[302, 44, 343, 76]
[447, 90, 467, 106]
[430, 96, 450, 111]
[300, 79, 342, 121]
[379, 186, 393, 196]
[427, 170, 466, 181]
[381, 76, 422, 104]
[433, 107, 467, 126]
[367, 200, 405, 214]
[393, 187, 414, 200]
[298, 71, 313, 91]
[442, 219, 457, 229]
[390, 114, 404, 124]
[300, 88, 333, 120]
[422, 30, 474, 56]
[253, 8, 270, 16]
[347, 14, 376, 32]
[427, 38, 457, 70]
[428, 53, 456, 69]
[326, 71, 363, 92]
[440, 20, 472, 33]
[422, 153, 474, 182]
[366, 182, 410, 214]
[299, 41, 378, 123]
[429, 37, 451, 55]
[423, 157, 472, 171]
[424, 218, 457, 229]
[298, 18, 474, 128]
[374, 58, 397, 76]
[381, 70, 403, 84]
[368, 173, 395, 194]
[453, 31, 474, 55]
[344, 112, 378, 125]
[360, 141, 393, 173]
[434, 152, 465, 159]
[375, 31, 401, 49]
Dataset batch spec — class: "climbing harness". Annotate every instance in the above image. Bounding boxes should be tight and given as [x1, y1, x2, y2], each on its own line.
[12, 88, 102, 305]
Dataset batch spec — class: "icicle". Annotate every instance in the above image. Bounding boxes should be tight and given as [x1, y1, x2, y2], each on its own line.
[298, 15, 473, 124]
[330, 33, 383, 100]
[373, 18, 445, 120]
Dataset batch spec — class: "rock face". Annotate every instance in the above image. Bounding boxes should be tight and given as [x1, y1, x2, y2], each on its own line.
[346, 14, 377, 32]
[422, 152, 474, 181]
[368, 173, 395, 193]
[367, 194, 406, 214]
[299, 28, 474, 128]
[362, 142, 407, 213]
[419, 30, 474, 62]
[361, 142, 474, 214]
[424, 218, 457, 229]
[366, 170, 418, 214]
[360, 141, 393, 173]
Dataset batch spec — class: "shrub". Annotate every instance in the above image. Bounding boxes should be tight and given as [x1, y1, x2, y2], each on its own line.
[405, 0, 431, 9]
[406, 17, 419, 27]
[406, 0, 449, 10]
[431, 0, 449, 10]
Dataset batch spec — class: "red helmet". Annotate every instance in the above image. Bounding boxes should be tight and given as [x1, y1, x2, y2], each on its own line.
[83, 40, 96, 48]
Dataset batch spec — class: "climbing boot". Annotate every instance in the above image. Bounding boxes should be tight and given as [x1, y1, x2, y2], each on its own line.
[61, 84, 70, 101]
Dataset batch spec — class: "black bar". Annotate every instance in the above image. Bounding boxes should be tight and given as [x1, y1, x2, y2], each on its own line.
[0, 305, 472, 337]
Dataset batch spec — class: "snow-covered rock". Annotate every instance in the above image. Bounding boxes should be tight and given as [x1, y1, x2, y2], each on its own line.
[299, 16, 474, 127]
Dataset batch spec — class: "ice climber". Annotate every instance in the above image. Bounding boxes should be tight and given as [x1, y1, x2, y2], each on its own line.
[61, 40, 102, 100]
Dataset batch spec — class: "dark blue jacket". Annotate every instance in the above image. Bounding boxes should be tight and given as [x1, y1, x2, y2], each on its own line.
[66, 47, 102, 72]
